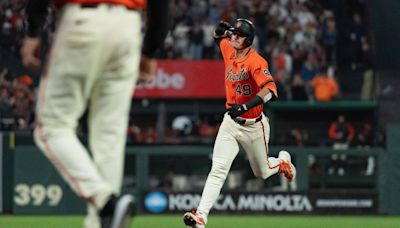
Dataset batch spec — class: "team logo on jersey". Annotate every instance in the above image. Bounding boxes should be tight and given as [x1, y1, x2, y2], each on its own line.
[226, 67, 249, 82]
[263, 69, 271, 76]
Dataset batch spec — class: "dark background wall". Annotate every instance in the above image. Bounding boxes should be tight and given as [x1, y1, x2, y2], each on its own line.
[366, 0, 400, 126]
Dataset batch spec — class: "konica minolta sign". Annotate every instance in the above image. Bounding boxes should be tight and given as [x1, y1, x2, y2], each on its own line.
[143, 191, 377, 214]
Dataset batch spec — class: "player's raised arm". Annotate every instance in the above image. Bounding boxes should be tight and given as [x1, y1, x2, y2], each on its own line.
[142, 0, 171, 58]
[21, 0, 51, 70]
[25, 0, 51, 37]
[138, 0, 172, 83]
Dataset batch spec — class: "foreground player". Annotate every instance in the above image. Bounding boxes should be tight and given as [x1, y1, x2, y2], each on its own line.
[183, 19, 296, 228]
[21, 0, 170, 228]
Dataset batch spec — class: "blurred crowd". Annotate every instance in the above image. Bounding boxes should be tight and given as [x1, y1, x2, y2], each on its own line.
[0, 0, 373, 145]
[0, 0, 25, 56]
[161, 0, 341, 102]
[0, 67, 35, 130]
[0, 0, 380, 192]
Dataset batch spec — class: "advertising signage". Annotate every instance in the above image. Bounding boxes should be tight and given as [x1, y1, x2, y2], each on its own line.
[133, 60, 225, 98]
[143, 191, 378, 215]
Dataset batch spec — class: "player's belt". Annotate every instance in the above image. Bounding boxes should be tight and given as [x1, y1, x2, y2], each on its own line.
[232, 115, 262, 125]
[80, 3, 137, 11]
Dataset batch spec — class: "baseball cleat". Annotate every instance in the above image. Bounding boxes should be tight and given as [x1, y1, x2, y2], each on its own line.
[100, 194, 134, 228]
[183, 211, 206, 228]
[278, 150, 296, 182]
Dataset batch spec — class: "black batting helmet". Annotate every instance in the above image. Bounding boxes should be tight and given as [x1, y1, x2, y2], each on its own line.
[230, 18, 255, 46]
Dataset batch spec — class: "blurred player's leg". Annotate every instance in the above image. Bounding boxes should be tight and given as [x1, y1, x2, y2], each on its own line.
[89, 34, 140, 194]
[85, 9, 141, 227]
[85, 206, 100, 228]
[33, 10, 114, 210]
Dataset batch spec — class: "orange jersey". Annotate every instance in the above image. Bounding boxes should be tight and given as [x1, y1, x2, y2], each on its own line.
[219, 38, 277, 118]
[55, 0, 146, 9]
[311, 75, 338, 102]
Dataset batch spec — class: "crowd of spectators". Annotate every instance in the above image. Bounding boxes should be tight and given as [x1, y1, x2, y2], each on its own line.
[0, 0, 375, 149]
[0, 0, 25, 56]
[2, 0, 341, 100]
[0, 67, 35, 130]
[160, 0, 342, 102]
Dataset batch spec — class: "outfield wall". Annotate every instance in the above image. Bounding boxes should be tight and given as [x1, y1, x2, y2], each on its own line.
[2, 129, 400, 215]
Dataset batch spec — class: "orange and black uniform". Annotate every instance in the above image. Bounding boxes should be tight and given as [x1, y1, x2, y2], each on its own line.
[193, 28, 295, 221]
[219, 38, 278, 119]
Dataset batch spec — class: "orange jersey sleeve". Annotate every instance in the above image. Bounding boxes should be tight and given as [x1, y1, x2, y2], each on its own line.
[219, 38, 235, 62]
[250, 57, 278, 98]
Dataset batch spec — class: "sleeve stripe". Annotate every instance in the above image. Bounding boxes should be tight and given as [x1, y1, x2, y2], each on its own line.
[259, 80, 274, 88]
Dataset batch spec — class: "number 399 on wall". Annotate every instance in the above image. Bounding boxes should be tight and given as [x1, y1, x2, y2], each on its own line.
[14, 184, 63, 207]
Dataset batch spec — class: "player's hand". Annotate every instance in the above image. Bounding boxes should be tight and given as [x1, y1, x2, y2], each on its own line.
[138, 55, 157, 84]
[20, 37, 41, 71]
[214, 21, 233, 37]
[227, 103, 248, 118]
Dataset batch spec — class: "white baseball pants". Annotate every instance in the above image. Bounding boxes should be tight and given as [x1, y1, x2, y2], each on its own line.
[197, 113, 281, 215]
[33, 4, 141, 228]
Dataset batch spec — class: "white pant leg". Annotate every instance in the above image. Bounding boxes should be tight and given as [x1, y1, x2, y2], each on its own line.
[34, 7, 115, 206]
[238, 115, 280, 180]
[88, 15, 141, 195]
[34, 5, 141, 222]
[197, 114, 240, 215]
[84, 205, 100, 228]
[82, 6, 141, 226]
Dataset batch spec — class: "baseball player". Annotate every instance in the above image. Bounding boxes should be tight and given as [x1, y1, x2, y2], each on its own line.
[21, 0, 170, 228]
[183, 19, 296, 228]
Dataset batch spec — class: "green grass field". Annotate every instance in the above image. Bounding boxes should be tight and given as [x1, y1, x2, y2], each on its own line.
[1, 215, 400, 228]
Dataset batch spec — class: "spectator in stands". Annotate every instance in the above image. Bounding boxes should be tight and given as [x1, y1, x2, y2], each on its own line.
[0, 84, 14, 130]
[328, 114, 355, 176]
[290, 73, 309, 101]
[300, 52, 318, 84]
[329, 114, 355, 149]
[127, 121, 142, 144]
[311, 67, 339, 102]
[291, 43, 308, 74]
[10, 76, 34, 130]
[188, 21, 204, 59]
[274, 75, 288, 101]
[357, 121, 375, 176]
[350, 12, 366, 71]
[172, 19, 190, 58]
[321, 12, 337, 65]
[313, 41, 327, 67]
[201, 19, 216, 59]
[273, 44, 292, 84]
[357, 122, 373, 148]
[357, 38, 375, 100]
[207, 3, 220, 25]
[285, 128, 308, 147]
[251, 0, 269, 51]
[141, 126, 158, 144]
